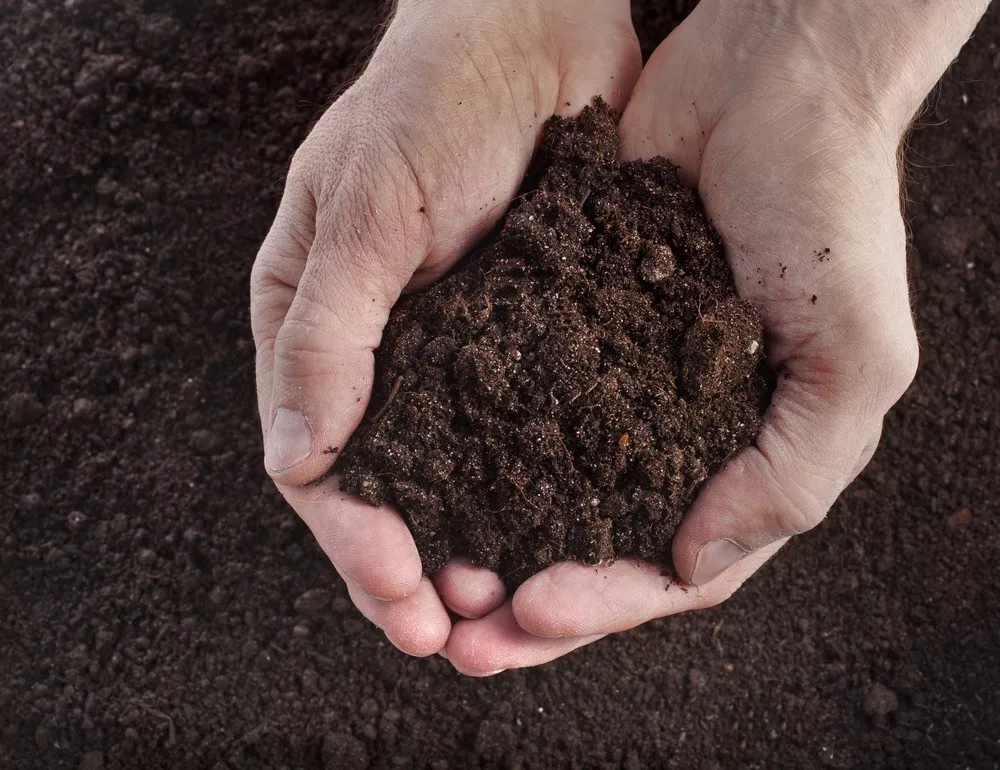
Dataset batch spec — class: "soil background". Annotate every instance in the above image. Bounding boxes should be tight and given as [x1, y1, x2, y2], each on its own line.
[1, 1, 998, 768]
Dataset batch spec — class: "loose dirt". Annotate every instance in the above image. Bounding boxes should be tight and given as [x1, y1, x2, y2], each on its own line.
[340, 101, 768, 586]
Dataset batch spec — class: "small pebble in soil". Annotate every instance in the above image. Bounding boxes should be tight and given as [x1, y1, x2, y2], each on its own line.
[190, 429, 222, 455]
[67, 511, 88, 531]
[294, 588, 332, 615]
[73, 54, 124, 95]
[72, 397, 97, 422]
[321, 732, 368, 770]
[863, 683, 899, 718]
[6, 392, 44, 426]
[947, 507, 973, 528]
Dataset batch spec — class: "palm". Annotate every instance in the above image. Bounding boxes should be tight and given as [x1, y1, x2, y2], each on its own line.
[251, 0, 641, 660]
[445, 9, 918, 672]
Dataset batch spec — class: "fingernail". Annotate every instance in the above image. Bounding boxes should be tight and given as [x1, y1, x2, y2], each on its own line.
[264, 408, 312, 473]
[690, 539, 749, 586]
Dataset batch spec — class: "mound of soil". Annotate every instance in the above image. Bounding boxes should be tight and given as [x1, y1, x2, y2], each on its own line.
[339, 102, 768, 584]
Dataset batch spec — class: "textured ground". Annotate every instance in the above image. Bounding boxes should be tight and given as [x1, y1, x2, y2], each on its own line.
[1, 1, 998, 768]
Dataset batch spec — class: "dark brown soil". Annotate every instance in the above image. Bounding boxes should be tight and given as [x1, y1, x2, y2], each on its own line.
[1, 1, 998, 769]
[339, 102, 767, 585]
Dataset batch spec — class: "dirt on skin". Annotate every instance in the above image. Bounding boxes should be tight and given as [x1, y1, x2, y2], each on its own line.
[1, 1, 999, 768]
[339, 101, 768, 586]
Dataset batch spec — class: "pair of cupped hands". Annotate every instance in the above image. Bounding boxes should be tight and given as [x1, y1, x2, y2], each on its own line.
[250, 0, 977, 674]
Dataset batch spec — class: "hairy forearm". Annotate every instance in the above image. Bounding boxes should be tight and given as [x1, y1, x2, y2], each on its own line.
[870, 0, 991, 125]
[702, 0, 991, 138]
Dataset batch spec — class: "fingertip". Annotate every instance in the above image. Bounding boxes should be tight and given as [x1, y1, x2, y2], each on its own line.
[444, 612, 512, 676]
[510, 569, 566, 638]
[667, 440, 799, 584]
[263, 407, 314, 474]
[390, 616, 451, 659]
[433, 559, 507, 619]
[512, 561, 629, 638]
[444, 604, 603, 676]
[262, 407, 341, 488]
[348, 577, 451, 658]
[347, 504, 423, 600]
[514, 560, 683, 638]
[290, 482, 423, 601]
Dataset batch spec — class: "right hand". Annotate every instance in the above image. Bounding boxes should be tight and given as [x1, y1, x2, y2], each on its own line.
[250, 0, 641, 660]
[449, 0, 987, 673]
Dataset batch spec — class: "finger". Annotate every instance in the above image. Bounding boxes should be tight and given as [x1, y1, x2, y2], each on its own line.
[288, 475, 422, 601]
[617, 31, 713, 180]
[432, 559, 507, 619]
[555, 4, 642, 115]
[444, 603, 604, 676]
[619, 42, 919, 586]
[512, 542, 786, 638]
[345, 576, 451, 658]
[260, 155, 427, 483]
[250, 180, 317, 435]
[674, 333, 916, 587]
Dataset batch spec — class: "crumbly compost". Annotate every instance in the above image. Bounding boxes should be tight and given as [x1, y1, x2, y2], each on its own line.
[339, 100, 770, 585]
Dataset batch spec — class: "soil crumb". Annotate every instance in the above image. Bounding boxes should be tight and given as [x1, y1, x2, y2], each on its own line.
[339, 99, 770, 586]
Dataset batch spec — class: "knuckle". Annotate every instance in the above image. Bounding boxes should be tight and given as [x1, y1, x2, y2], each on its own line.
[774, 492, 827, 537]
[273, 313, 331, 366]
[286, 146, 316, 189]
[768, 467, 830, 536]
[290, 89, 363, 177]
[249, 281, 289, 344]
[754, 432, 831, 537]
[697, 583, 738, 611]
[249, 259, 282, 301]
[856, 321, 919, 401]
[755, 453, 829, 545]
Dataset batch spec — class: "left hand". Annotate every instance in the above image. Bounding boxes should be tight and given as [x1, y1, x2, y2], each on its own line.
[442, 0, 985, 675]
[250, 0, 642, 660]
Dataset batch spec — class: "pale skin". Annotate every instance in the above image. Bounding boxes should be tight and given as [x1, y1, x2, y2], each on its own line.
[251, 0, 990, 674]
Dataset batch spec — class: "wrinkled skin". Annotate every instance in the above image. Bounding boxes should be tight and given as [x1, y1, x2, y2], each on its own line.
[251, 0, 987, 673]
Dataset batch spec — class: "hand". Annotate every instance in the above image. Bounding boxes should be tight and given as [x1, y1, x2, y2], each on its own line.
[250, 0, 641, 657]
[443, 0, 986, 673]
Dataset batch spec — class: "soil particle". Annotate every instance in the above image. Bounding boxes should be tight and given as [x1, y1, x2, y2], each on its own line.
[864, 683, 900, 718]
[66, 511, 88, 531]
[321, 732, 368, 770]
[71, 397, 98, 422]
[190, 428, 222, 455]
[915, 214, 989, 264]
[77, 750, 104, 770]
[73, 55, 125, 96]
[475, 719, 518, 760]
[947, 507, 974, 528]
[294, 588, 333, 615]
[339, 101, 769, 585]
[6, 391, 45, 426]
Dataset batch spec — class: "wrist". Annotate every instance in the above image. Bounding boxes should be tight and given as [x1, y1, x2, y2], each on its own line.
[703, 0, 989, 141]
